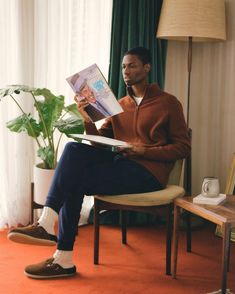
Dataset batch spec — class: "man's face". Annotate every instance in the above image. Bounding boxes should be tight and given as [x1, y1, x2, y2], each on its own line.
[122, 54, 150, 86]
[79, 84, 96, 103]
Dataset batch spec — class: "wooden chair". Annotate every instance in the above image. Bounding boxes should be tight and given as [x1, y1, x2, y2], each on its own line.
[215, 153, 235, 241]
[93, 158, 186, 275]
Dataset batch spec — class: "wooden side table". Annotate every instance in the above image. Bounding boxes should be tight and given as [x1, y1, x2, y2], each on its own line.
[172, 195, 235, 294]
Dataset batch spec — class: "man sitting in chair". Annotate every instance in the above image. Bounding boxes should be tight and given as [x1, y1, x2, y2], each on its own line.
[8, 47, 191, 279]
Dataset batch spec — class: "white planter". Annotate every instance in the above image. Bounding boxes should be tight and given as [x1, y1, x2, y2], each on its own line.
[33, 164, 93, 225]
[33, 164, 55, 206]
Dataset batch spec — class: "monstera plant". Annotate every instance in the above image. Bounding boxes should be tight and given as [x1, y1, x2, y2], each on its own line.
[0, 85, 84, 169]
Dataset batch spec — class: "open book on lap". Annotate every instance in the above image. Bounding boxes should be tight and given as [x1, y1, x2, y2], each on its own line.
[69, 134, 132, 148]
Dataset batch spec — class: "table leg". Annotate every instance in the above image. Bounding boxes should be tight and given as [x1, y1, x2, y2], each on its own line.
[221, 223, 231, 294]
[186, 211, 192, 252]
[172, 203, 180, 279]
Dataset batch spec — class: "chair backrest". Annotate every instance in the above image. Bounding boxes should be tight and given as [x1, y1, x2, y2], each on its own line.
[225, 153, 235, 194]
[167, 159, 184, 185]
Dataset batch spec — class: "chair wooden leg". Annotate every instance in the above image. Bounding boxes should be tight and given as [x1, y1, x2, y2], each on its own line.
[166, 203, 173, 275]
[121, 210, 127, 244]
[172, 203, 180, 279]
[186, 211, 192, 252]
[94, 199, 100, 265]
[31, 182, 34, 224]
[227, 230, 231, 272]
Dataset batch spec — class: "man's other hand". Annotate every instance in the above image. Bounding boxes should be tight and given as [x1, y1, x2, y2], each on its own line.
[118, 143, 146, 157]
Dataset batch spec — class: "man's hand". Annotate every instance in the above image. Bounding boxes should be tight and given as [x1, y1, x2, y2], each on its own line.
[74, 95, 92, 123]
[118, 143, 146, 157]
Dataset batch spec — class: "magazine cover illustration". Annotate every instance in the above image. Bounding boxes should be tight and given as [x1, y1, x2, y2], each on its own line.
[66, 64, 123, 122]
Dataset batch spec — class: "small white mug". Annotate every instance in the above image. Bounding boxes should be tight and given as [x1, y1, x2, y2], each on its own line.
[201, 177, 220, 198]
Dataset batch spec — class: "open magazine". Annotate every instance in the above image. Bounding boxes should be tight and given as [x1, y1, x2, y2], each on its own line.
[69, 134, 132, 148]
[66, 64, 123, 122]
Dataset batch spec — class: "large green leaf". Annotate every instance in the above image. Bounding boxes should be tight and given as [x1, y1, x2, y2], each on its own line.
[55, 115, 84, 134]
[6, 114, 41, 137]
[64, 103, 81, 116]
[33, 89, 65, 138]
[0, 85, 35, 98]
[37, 146, 55, 169]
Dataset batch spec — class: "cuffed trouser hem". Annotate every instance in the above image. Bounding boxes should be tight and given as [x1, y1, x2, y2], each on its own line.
[44, 200, 63, 215]
[57, 240, 75, 251]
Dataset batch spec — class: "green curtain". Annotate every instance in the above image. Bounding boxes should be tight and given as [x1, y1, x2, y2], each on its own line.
[108, 0, 167, 99]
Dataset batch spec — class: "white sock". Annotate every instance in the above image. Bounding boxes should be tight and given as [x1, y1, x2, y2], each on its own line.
[53, 249, 74, 269]
[38, 206, 58, 235]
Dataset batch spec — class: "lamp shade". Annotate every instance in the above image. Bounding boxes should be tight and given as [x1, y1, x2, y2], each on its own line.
[157, 0, 226, 41]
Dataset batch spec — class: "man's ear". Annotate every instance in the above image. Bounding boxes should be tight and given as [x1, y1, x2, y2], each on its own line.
[144, 63, 151, 73]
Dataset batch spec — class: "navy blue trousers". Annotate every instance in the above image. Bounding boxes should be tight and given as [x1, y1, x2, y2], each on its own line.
[45, 142, 162, 250]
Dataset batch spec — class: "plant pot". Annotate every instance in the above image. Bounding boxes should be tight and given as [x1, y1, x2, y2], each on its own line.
[32, 163, 94, 226]
[33, 163, 55, 206]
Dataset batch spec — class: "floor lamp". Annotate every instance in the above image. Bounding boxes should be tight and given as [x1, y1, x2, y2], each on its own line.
[156, 0, 226, 195]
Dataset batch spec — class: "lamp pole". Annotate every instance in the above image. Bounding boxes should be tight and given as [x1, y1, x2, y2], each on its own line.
[184, 36, 193, 198]
[187, 36, 192, 127]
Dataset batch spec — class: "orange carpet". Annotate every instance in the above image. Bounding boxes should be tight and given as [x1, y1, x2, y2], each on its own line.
[0, 223, 234, 294]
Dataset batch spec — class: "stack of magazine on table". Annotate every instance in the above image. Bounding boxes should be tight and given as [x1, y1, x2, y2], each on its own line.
[193, 193, 226, 205]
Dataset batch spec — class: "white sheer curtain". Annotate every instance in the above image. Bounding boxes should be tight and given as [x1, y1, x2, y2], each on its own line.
[0, 0, 113, 228]
[0, 0, 35, 228]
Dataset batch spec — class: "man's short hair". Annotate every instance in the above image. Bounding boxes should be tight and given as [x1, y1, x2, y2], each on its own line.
[124, 47, 151, 65]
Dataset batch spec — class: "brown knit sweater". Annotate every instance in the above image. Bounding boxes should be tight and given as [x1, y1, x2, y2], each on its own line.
[85, 84, 191, 187]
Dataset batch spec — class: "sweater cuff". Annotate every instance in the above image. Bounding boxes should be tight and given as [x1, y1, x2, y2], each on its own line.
[84, 121, 99, 135]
